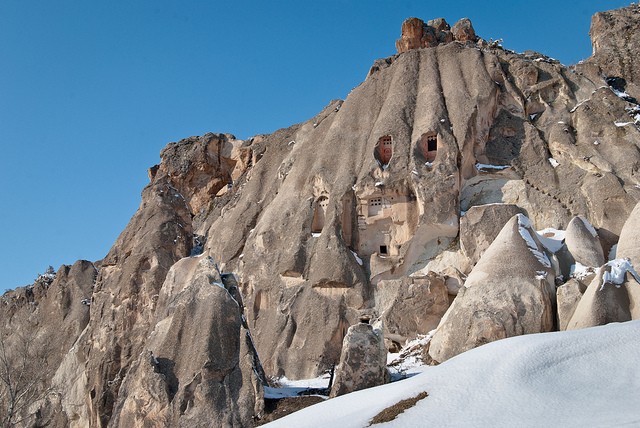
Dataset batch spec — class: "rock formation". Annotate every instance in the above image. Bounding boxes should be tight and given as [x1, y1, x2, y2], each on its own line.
[616, 201, 640, 267]
[2, 4, 640, 426]
[566, 259, 640, 330]
[564, 216, 605, 268]
[329, 320, 388, 397]
[428, 215, 556, 362]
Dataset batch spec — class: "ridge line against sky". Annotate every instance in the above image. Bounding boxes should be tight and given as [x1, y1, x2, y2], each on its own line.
[0, 0, 631, 293]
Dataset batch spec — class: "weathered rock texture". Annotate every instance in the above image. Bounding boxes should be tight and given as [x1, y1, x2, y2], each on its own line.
[375, 273, 449, 348]
[2, 4, 640, 426]
[460, 203, 524, 265]
[396, 17, 477, 53]
[330, 322, 388, 397]
[616, 201, 640, 268]
[556, 278, 587, 330]
[564, 216, 605, 267]
[566, 262, 640, 330]
[428, 215, 557, 363]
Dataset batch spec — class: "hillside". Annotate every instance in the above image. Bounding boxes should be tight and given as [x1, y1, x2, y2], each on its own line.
[1, 4, 640, 427]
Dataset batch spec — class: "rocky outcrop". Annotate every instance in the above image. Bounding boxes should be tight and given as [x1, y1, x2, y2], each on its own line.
[110, 256, 261, 427]
[375, 273, 449, 349]
[586, 4, 640, 100]
[564, 216, 605, 267]
[329, 321, 388, 397]
[0, 261, 96, 427]
[566, 259, 640, 330]
[396, 17, 477, 53]
[460, 204, 524, 266]
[556, 278, 587, 330]
[428, 215, 557, 363]
[4, 4, 640, 426]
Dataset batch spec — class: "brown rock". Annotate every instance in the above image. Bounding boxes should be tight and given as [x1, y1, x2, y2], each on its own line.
[564, 216, 605, 267]
[451, 18, 477, 42]
[429, 215, 557, 362]
[556, 278, 587, 330]
[460, 204, 524, 265]
[375, 273, 449, 346]
[617, 201, 640, 268]
[566, 260, 640, 330]
[330, 322, 388, 397]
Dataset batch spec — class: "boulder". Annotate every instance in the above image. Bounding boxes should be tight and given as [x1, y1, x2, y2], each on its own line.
[617, 201, 640, 268]
[451, 18, 477, 42]
[566, 259, 640, 330]
[429, 214, 556, 363]
[375, 273, 449, 347]
[330, 321, 388, 397]
[565, 216, 605, 267]
[556, 278, 587, 330]
[460, 204, 524, 265]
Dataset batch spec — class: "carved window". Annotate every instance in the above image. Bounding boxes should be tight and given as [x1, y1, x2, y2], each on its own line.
[376, 135, 393, 166]
[419, 133, 438, 163]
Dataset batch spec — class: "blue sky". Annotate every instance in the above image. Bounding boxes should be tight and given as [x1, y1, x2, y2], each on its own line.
[0, 0, 630, 293]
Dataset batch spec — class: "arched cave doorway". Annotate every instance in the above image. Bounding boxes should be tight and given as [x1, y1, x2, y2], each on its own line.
[419, 133, 438, 163]
[311, 196, 329, 234]
[374, 135, 393, 167]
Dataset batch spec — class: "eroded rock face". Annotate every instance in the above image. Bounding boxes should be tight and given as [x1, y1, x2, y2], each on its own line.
[4, 4, 640, 426]
[0, 261, 96, 427]
[460, 204, 524, 266]
[375, 273, 449, 348]
[110, 256, 261, 428]
[330, 322, 388, 397]
[428, 215, 557, 363]
[396, 17, 476, 53]
[566, 260, 640, 330]
[617, 201, 640, 268]
[556, 278, 587, 330]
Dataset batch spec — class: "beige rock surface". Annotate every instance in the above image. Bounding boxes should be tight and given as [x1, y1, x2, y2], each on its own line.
[566, 260, 640, 330]
[564, 216, 605, 267]
[616, 201, 640, 268]
[428, 215, 557, 363]
[556, 278, 587, 330]
[460, 203, 524, 265]
[330, 322, 388, 397]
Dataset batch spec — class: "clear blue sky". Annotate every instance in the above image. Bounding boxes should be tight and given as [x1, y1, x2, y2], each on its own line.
[0, 0, 630, 293]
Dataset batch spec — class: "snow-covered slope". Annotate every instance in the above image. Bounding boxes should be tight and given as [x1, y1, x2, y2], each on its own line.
[264, 321, 640, 427]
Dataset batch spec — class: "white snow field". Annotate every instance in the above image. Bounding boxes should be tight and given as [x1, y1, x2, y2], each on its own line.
[264, 321, 640, 427]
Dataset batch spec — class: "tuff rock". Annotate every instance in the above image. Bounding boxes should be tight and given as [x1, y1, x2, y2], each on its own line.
[2, 4, 640, 426]
[428, 215, 557, 363]
[329, 321, 388, 397]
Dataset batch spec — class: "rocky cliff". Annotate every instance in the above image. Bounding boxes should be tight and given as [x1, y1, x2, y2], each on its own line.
[2, 4, 640, 427]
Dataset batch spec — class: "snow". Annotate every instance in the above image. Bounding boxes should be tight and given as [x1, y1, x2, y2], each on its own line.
[265, 374, 332, 399]
[264, 321, 640, 428]
[548, 157, 559, 168]
[608, 244, 618, 261]
[614, 121, 634, 127]
[475, 163, 509, 171]
[516, 214, 551, 268]
[593, 140, 600, 145]
[529, 113, 537, 120]
[311, 232, 321, 237]
[570, 261, 595, 280]
[424, 161, 433, 167]
[375, 181, 384, 187]
[601, 258, 640, 288]
[351, 250, 363, 266]
[536, 227, 565, 253]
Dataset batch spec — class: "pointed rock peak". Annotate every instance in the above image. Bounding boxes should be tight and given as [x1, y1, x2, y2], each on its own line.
[396, 16, 477, 53]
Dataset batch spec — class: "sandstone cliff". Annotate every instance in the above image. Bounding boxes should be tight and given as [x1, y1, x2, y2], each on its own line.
[2, 4, 640, 427]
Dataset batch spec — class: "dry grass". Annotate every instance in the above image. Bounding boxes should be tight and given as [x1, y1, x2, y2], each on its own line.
[369, 391, 429, 425]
